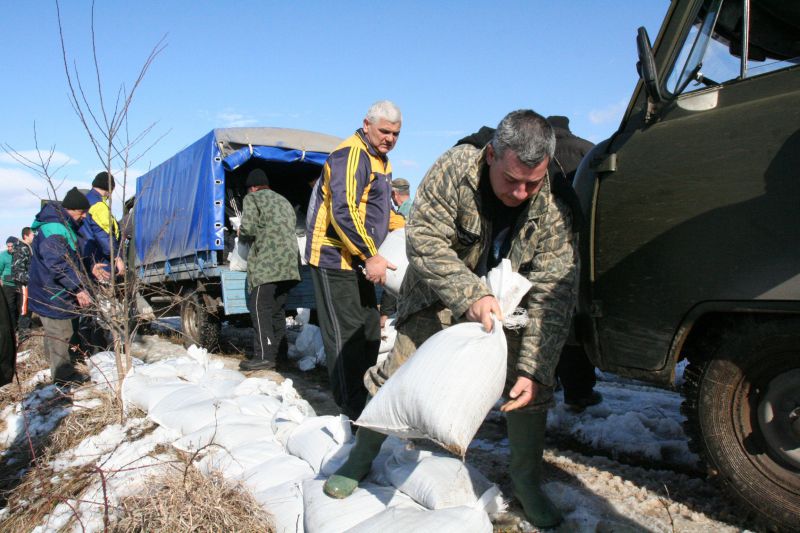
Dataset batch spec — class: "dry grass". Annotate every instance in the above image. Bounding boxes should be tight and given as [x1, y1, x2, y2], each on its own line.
[0, 336, 137, 522]
[113, 461, 274, 533]
[0, 462, 97, 532]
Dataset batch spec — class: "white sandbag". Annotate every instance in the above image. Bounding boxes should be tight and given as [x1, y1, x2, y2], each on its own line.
[197, 367, 246, 398]
[151, 357, 207, 382]
[196, 440, 286, 478]
[384, 446, 505, 512]
[233, 394, 283, 418]
[319, 440, 355, 476]
[131, 359, 184, 380]
[295, 307, 311, 326]
[186, 344, 214, 367]
[149, 385, 215, 422]
[174, 416, 275, 452]
[151, 398, 242, 435]
[286, 415, 352, 473]
[356, 319, 506, 456]
[228, 236, 250, 271]
[297, 235, 308, 265]
[121, 376, 188, 412]
[302, 478, 423, 533]
[297, 356, 316, 372]
[484, 258, 533, 321]
[365, 436, 408, 486]
[379, 318, 397, 354]
[346, 505, 493, 533]
[272, 404, 307, 446]
[315, 344, 326, 366]
[295, 324, 323, 359]
[287, 344, 302, 360]
[234, 378, 316, 416]
[88, 351, 143, 390]
[234, 377, 282, 397]
[254, 481, 305, 533]
[378, 228, 408, 295]
[241, 454, 315, 493]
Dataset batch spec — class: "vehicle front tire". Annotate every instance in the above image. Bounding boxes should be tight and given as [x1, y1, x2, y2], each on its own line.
[683, 317, 800, 531]
[180, 291, 220, 352]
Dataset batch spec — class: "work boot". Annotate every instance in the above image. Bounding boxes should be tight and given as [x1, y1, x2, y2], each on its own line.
[239, 357, 275, 371]
[506, 410, 563, 528]
[323, 426, 386, 498]
[564, 390, 603, 412]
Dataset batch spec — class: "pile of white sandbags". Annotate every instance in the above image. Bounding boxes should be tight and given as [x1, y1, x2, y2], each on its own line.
[287, 312, 398, 372]
[89, 342, 503, 532]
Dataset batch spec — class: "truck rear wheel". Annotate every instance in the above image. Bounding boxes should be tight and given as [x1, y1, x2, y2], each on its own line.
[180, 292, 220, 351]
[682, 318, 800, 530]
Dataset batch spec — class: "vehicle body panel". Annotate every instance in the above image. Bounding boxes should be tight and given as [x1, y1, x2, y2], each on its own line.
[573, 0, 800, 381]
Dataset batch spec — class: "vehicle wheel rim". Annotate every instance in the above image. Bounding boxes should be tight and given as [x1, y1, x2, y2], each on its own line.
[183, 303, 198, 341]
[757, 368, 800, 470]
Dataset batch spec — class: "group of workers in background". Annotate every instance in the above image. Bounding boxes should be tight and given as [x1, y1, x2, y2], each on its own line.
[0, 172, 122, 386]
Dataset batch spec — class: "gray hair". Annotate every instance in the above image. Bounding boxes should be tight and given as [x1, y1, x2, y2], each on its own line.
[366, 100, 402, 124]
[491, 109, 555, 167]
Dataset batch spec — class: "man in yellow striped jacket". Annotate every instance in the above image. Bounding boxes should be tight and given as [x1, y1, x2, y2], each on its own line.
[304, 100, 403, 419]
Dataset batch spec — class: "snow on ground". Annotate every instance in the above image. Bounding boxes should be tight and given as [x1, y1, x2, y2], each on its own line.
[548, 379, 697, 469]
[1, 330, 760, 532]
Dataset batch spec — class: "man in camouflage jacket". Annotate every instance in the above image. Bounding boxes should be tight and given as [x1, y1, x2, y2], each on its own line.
[11, 227, 35, 341]
[326, 110, 577, 529]
[238, 169, 300, 371]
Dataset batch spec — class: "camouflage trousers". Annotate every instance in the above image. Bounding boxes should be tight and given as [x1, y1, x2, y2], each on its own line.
[364, 304, 554, 413]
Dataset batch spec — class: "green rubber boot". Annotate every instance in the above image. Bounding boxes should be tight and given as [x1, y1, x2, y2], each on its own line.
[506, 410, 563, 528]
[323, 427, 387, 499]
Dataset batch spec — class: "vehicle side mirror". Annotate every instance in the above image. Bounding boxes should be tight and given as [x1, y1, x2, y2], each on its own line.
[636, 26, 663, 104]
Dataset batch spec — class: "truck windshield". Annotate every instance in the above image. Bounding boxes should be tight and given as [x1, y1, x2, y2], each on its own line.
[667, 0, 800, 96]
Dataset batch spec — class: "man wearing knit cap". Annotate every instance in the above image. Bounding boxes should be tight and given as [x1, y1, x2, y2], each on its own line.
[390, 177, 413, 217]
[28, 187, 108, 384]
[80, 171, 125, 278]
[0, 237, 20, 331]
[238, 168, 300, 371]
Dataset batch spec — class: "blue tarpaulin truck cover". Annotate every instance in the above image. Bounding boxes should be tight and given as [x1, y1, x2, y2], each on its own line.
[135, 127, 342, 266]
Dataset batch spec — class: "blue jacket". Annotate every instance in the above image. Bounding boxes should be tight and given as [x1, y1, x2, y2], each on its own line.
[79, 188, 121, 265]
[28, 203, 85, 319]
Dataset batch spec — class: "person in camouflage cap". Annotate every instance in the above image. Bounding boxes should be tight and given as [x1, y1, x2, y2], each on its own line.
[324, 110, 578, 529]
[238, 169, 300, 371]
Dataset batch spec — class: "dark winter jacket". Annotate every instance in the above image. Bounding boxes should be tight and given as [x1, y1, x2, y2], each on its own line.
[28, 203, 86, 319]
[11, 241, 32, 285]
[547, 116, 595, 184]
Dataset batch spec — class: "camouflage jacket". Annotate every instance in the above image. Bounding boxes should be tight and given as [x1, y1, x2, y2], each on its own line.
[11, 241, 32, 285]
[239, 189, 300, 288]
[398, 144, 578, 386]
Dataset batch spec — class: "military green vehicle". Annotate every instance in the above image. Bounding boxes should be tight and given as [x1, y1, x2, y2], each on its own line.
[572, 0, 799, 529]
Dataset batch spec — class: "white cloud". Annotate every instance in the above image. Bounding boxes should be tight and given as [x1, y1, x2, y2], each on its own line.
[0, 167, 87, 240]
[588, 100, 628, 125]
[0, 150, 77, 167]
[217, 111, 258, 128]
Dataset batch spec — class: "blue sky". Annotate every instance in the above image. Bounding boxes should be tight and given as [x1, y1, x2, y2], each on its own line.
[0, 1, 668, 242]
